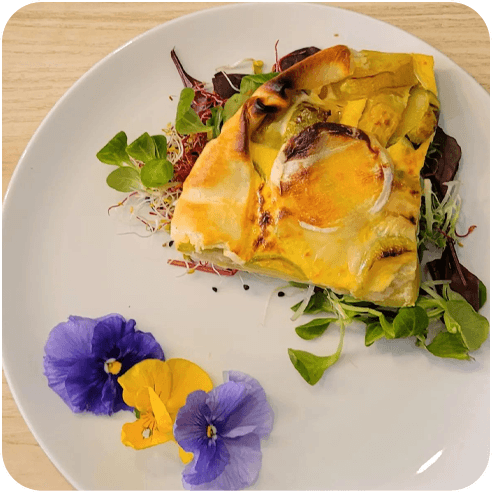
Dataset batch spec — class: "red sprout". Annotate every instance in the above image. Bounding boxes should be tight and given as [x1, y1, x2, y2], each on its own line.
[107, 192, 138, 215]
[455, 225, 477, 238]
[168, 259, 238, 276]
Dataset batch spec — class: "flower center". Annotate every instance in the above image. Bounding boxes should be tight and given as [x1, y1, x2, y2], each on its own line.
[104, 358, 122, 375]
[206, 424, 217, 439]
[142, 428, 152, 439]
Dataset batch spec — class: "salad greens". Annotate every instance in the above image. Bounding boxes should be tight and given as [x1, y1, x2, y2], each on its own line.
[174, 73, 279, 133]
[174, 87, 226, 139]
[97, 47, 489, 387]
[175, 88, 212, 136]
[97, 131, 174, 191]
[289, 281, 489, 385]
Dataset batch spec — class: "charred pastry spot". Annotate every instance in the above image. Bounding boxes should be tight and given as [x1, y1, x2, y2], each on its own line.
[279, 164, 311, 196]
[237, 107, 250, 155]
[377, 247, 410, 260]
[256, 184, 265, 207]
[278, 208, 291, 220]
[268, 76, 293, 99]
[248, 213, 257, 223]
[259, 211, 272, 227]
[283, 122, 373, 162]
[279, 180, 295, 196]
[371, 146, 381, 158]
[406, 137, 422, 150]
[407, 215, 417, 225]
[254, 98, 279, 115]
[253, 236, 265, 249]
[263, 240, 277, 251]
[252, 238, 275, 253]
[283, 125, 320, 161]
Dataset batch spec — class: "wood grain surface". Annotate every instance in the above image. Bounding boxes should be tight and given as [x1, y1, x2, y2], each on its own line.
[2, 2, 489, 490]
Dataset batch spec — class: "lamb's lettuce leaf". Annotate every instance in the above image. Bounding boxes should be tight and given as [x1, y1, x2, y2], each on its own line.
[289, 321, 345, 385]
[96, 131, 130, 166]
[175, 88, 210, 135]
[97, 131, 174, 191]
[290, 282, 489, 385]
[106, 166, 140, 192]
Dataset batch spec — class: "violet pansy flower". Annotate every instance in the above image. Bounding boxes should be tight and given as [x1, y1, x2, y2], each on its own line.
[43, 314, 164, 415]
[174, 371, 274, 490]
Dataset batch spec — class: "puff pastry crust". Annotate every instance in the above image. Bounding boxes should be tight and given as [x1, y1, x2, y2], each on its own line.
[171, 45, 440, 306]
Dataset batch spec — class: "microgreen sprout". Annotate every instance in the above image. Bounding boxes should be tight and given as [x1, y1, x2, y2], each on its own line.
[291, 284, 315, 321]
[419, 178, 463, 249]
[107, 182, 182, 234]
[163, 124, 184, 164]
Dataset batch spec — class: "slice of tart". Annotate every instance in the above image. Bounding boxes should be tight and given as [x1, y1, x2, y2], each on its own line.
[171, 45, 439, 306]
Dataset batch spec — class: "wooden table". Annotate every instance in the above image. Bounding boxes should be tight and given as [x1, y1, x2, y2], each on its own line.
[3, 3, 489, 490]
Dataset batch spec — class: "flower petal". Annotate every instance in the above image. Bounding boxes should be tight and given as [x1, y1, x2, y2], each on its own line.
[121, 413, 173, 450]
[205, 381, 247, 429]
[101, 376, 132, 414]
[165, 359, 214, 418]
[118, 359, 172, 409]
[173, 390, 210, 453]
[183, 434, 262, 490]
[179, 447, 194, 465]
[221, 371, 274, 440]
[90, 315, 136, 359]
[148, 387, 173, 433]
[183, 437, 230, 486]
[117, 330, 165, 375]
[64, 357, 108, 414]
[133, 387, 152, 413]
[43, 355, 77, 408]
[44, 316, 96, 361]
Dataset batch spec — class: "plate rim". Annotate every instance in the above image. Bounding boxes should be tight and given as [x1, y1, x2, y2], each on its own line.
[2, 2, 490, 490]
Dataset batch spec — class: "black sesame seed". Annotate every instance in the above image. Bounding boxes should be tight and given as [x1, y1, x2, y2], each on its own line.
[212, 287, 218, 292]
[169, 240, 174, 247]
[278, 291, 285, 297]
[243, 284, 250, 291]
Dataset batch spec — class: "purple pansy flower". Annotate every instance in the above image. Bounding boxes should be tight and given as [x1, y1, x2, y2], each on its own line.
[43, 314, 165, 415]
[174, 371, 274, 490]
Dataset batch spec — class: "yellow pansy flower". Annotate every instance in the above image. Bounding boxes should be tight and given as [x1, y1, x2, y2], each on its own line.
[118, 358, 213, 457]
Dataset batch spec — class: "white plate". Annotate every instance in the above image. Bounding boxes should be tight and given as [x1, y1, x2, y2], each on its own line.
[3, 3, 490, 490]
